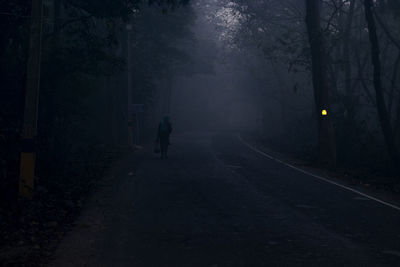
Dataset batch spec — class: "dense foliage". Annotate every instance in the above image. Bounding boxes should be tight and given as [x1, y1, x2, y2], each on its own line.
[208, 0, 400, 176]
[0, 0, 193, 207]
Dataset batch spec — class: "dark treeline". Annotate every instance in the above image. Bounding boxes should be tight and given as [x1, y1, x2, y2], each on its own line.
[0, 0, 198, 264]
[1, 0, 400, 264]
[0, 1, 195, 263]
[1, 0, 400, 206]
[215, 0, 400, 178]
[1, 1, 400, 261]
[1, 0, 400, 208]
[0, 0, 194, 207]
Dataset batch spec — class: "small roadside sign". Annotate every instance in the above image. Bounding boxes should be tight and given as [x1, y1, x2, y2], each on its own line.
[130, 104, 144, 114]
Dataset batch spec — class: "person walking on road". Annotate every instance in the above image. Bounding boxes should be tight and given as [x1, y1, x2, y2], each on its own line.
[157, 115, 172, 159]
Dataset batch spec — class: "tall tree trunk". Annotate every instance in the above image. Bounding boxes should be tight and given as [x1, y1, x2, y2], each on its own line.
[343, 0, 356, 117]
[392, 52, 400, 136]
[166, 75, 173, 114]
[363, 0, 400, 168]
[54, 0, 62, 32]
[305, 0, 337, 166]
[389, 52, 400, 120]
[105, 77, 117, 146]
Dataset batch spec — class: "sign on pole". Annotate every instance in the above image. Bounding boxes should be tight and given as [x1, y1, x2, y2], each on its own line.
[130, 104, 144, 115]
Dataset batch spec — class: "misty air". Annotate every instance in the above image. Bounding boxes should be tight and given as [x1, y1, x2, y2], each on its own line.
[1, 0, 400, 266]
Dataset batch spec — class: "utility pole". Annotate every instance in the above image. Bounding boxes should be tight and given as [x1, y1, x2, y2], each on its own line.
[126, 24, 134, 149]
[19, 0, 44, 199]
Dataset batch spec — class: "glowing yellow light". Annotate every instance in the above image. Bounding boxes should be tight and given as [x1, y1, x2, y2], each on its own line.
[322, 109, 328, 116]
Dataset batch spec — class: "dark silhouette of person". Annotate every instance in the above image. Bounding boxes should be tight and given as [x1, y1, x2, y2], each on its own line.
[157, 116, 172, 159]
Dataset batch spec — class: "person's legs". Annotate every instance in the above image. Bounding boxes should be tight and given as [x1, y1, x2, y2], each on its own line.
[160, 139, 167, 159]
[164, 145, 169, 158]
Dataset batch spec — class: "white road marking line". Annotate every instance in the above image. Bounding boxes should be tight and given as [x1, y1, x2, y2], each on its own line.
[295, 205, 317, 209]
[238, 135, 400, 212]
[382, 250, 400, 257]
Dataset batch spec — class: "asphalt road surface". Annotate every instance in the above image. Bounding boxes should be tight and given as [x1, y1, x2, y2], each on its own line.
[50, 132, 400, 267]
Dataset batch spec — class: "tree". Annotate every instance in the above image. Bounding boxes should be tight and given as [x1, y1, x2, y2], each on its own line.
[363, 0, 400, 169]
[305, 0, 336, 166]
[342, 0, 356, 117]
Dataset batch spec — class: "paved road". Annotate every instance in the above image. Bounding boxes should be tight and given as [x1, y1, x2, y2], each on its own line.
[50, 132, 400, 266]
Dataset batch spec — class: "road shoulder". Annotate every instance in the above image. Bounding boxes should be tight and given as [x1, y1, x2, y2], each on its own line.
[47, 153, 140, 267]
[239, 133, 400, 213]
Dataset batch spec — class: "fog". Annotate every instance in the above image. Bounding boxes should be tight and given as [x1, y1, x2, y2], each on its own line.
[2, 0, 400, 265]
[164, 0, 315, 145]
[2, 0, 399, 177]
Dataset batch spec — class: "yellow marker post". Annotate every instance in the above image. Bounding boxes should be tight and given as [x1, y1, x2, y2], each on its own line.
[19, 152, 36, 198]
